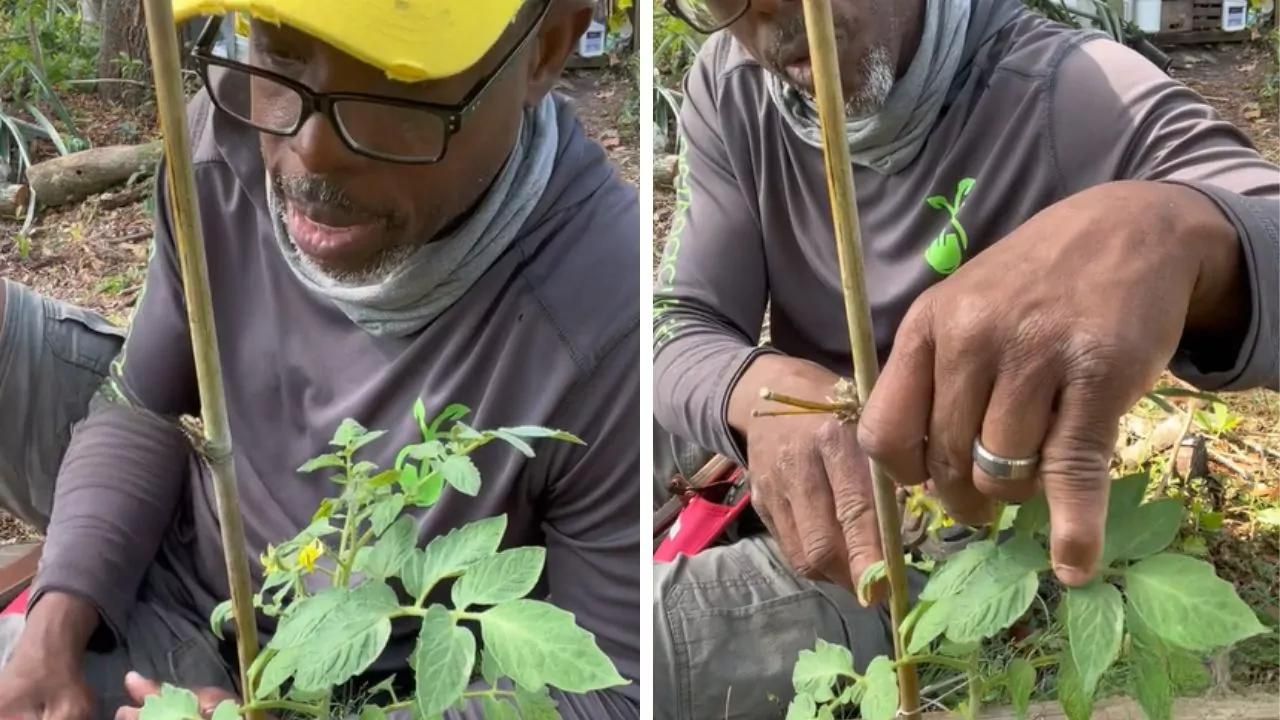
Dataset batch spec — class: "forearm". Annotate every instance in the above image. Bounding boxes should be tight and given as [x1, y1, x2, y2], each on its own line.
[32, 397, 191, 645]
[16, 591, 100, 662]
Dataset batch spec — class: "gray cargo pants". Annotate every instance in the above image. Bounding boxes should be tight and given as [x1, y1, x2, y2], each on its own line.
[652, 421, 923, 720]
[0, 280, 239, 718]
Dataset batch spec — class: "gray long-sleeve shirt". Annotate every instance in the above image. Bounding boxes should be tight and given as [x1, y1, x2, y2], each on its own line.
[34, 74, 640, 712]
[654, 0, 1280, 465]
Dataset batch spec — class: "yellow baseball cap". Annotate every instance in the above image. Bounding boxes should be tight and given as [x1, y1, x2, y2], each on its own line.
[173, 0, 526, 82]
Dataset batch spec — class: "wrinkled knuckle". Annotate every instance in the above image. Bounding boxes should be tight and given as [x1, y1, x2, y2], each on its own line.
[856, 418, 896, 460]
[834, 491, 872, 529]
[942, 295, 994, 351]
[814, 420, 848, 454]
[803, 537, 838, 573]
[926, 450, 969, 488]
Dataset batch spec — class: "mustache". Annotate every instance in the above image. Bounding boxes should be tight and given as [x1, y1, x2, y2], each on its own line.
[273, 174, 392, 223]
[764, 12, 810, 69]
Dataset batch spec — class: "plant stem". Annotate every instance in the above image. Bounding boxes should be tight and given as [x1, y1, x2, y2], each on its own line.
[895, 654, 973, 674]
[139, 3, 262, 715]
[798, 0, 920, 715]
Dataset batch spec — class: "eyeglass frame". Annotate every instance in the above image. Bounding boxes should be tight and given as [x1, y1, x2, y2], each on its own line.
[662, 0, 750, 34]
[189, 0, 552, 165]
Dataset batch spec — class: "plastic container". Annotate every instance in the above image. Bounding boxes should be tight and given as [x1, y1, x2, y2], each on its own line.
[578, 21, 607, 58]
[1221, 0, 1249, 31]
[1133, 0, 1162, 33]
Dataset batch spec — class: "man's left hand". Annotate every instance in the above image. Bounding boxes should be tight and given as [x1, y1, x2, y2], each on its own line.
[857, 180, 1246, 587]
[114, 673, 240, 720]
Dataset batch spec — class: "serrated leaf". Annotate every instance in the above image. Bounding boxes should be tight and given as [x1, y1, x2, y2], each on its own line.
[908, 599, 953, 654]
[211, 702, 238, 720]
[857, 561, 887, 606]
[368, 469, 400, 489]
[1125, 553, 1268, 652]
[405, 441, 446, 461]
[210, 600, 233, 641]
[429, 404, 470, 437]
[480, 696, 520, 719]
[1013, 495, 1049, 536]
[441, 455, 481, 496]
[268, 590, 348, 649]
[860, 656, 898, 720]
[499, 426, 586, 445]
[1006, 658, 1035, 720]
[298, 453, 345, 473]
[350, 430, 387, 452]
[1064, 582, 1124, 697]
[355, 516, 418, 580]
[513, 687, 560, 720]
[402, 516, 507, 600]
[493, 430, 537, 458]
[995, 534, 1050, 574]
[352, 461, 379, 478]
[1056, 652, 1093, 720]
[331, 418, 368, 447]
[413, 605, 476, 716]
[368, 495, 406, 537]
[792, 638, 854, 702]
[481, 599, 628, 693]
[452, 546, 545, 610]
[837, 680, 865, 707]
[288, 584, 398, 691]
[139, 684, 201, 720]
[481, 648, 504, 687]
[785, 694, 817, 720]
[920, 540, 995, 602]
[945, 566, 1038, 644]
[1103, 499, 1183, 565]
[1128, 605, 1174, 720]
[254, 647, 300, 699]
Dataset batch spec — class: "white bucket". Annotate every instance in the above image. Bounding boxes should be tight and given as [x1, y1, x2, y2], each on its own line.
[1222, 0, 1249, 31]
[578, 21, 607, 58]
[1134, 0, 1162, 32]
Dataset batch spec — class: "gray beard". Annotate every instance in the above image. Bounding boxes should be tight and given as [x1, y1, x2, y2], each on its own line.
[846, 44, 895, 119]
[276, 209, 418, 287]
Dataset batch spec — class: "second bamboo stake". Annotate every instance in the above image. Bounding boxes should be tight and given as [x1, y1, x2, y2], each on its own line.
[141, 3, 263, 714]
[798, 0, 922, 716]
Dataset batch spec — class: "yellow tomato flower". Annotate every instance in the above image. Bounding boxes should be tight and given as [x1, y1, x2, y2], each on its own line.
[297, 539, 325, 575]
[260, 545, 281, 575]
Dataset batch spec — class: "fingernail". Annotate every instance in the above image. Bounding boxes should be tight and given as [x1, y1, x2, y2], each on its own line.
[1054, 563, 1092, 587]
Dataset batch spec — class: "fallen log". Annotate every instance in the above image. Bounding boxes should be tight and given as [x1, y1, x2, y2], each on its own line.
[26, 141, 162, 209]
[0, 183, 29, 217]
[922, 693, 1280, 719]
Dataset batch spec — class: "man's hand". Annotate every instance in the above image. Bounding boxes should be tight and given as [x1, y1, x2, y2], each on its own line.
[114, 674, 239, 720]
[858, 180, 1247, 587]
[0, 593, 100, 720]
[728, 354, 885, 598]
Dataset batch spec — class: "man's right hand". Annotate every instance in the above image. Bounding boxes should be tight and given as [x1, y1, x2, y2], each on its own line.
[727, 355, 886, 599]
[0, 593, 98, 720]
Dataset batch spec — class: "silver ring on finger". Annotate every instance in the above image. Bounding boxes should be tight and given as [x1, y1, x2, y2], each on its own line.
[972, 438, 1040, 481]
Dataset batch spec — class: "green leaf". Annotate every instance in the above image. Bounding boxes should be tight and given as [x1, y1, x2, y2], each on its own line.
[1109, 472, 1150, 517]
[331, 418, 369, 447]
[354, 516, 418, 580]
[481, 648, 504, 687]
[311, 498, 338, 523]
[268, 590, 348, 649]
[1064, 582, 1124, 697]
[351, 430, 387, 452]
[907, 599, 953, 654]
[791, 639, 854, 703]
[413, 397, 428, 436]
[405, 441, 446, 461]
[298, 453, 345, 473]
[1102, 499, 1183, 564]
[920, 540, 995, 602]
[441, 455, 482, 496]
[513, 687, 560, 720]
[368, 469, 400, 489]
[945, 566, 1038, 644]
[785, 694, 817, 720]
[402, 516, 507, 600]
[899, 600, 930, 641]
[860, 656, 898, 720]
[289, 584, 397, 691]
[139, 684, 201, 720]
[360, 707, 388, 720]
[499, 426, 586, 445]
[480, 696, 519, 720]
[481, 599, 628, 693]
[1255, 507, 1280, 527]
[368, 495, 406, 537]
[1006, 658, 1035, 720]
[1125, 553, 1268, 652]
[837, 680, 865, 707]
[413, 470, 445, 507]
[254, 647, 300, 698]
[995, 534, 1050, 574]
[413, 605, 476, 716]
[352, 461, 379, 478]
[210, 702, 238, 720]
[209, 600, 233, 641]
[452, 546, 545, 610]
[1128, 605, 1174, 720]
[857, 560, 887, 606]
[925, 195, 950, 211]
[493, 430, 537, 458]
[1056, 652, 1094, 720]
[429, 404, 470, 437]
[1008, 489, 1049, 535]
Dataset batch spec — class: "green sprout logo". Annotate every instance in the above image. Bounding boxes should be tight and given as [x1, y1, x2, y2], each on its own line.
[923, 177, 977, 276]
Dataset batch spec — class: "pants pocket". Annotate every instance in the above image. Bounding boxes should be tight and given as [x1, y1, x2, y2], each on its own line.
[42, 298, 125, 376]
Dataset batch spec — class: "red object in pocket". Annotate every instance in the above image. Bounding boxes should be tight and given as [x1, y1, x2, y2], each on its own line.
[655, 470, 751, 563]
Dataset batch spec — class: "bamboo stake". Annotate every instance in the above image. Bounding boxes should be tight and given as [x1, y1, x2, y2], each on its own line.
[798, 0, 922, 716]
[140, 2, 263, 714]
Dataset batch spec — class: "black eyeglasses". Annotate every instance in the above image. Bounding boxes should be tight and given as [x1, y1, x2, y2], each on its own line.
[664, 0, 750, 34]
[190, 1, 550, 165]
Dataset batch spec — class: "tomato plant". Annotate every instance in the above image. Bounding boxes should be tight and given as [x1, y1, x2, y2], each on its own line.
[787, 472, 1269, 720]
[140, 401, 628, 720]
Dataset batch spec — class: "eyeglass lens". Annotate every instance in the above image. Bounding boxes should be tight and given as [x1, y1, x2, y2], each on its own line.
[674, 0, 748, 32]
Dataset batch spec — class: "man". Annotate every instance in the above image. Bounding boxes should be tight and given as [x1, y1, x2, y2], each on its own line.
[652, 0, 1278, 716]
[0, 1, 640, 719]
